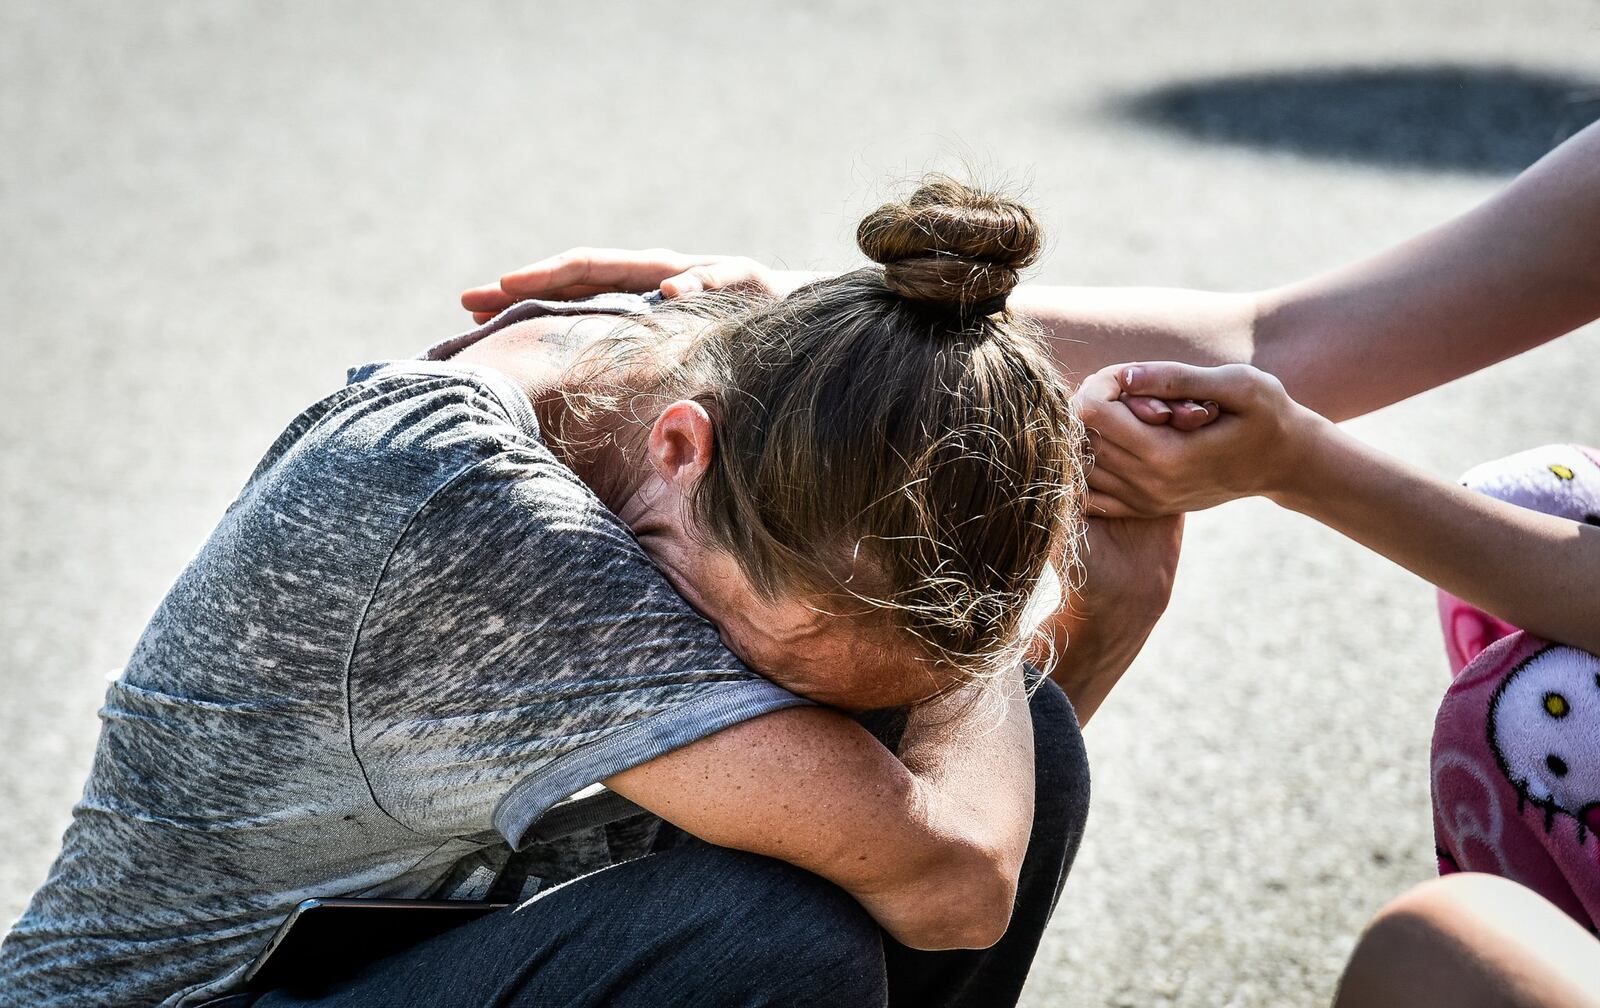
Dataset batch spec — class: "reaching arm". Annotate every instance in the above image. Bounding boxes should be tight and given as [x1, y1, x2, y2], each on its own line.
[604, 670, 1035, 951]
[465, 120, 1600, 421]
[1015, 119, 1600, 420]
[1080, 361, 1600, 655]
[1276, 427, 1600, 655]
[1253, 117, 1600, 420]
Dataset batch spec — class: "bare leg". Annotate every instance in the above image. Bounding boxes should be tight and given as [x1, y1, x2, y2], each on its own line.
[1333, 874, 1600, 1008]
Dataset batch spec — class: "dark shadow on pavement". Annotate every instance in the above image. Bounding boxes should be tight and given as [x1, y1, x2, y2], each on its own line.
[1115, 65, 1600, 174]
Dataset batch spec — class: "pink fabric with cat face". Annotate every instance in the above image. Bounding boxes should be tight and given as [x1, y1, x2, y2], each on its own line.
[1433, 633, 1600, 930]
[1431, 444, 1600, 931]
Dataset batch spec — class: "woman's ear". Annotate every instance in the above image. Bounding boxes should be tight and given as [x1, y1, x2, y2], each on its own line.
[647, 400, 716, 489]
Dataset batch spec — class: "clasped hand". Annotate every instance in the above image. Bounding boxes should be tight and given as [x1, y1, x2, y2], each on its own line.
[1073, 361, 1332, 519]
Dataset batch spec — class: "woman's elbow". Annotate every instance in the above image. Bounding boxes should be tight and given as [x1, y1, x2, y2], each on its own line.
[882, 847, 1019, 951]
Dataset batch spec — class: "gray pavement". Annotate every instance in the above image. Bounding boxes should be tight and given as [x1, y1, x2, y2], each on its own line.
[3, 2, 1598, 1005]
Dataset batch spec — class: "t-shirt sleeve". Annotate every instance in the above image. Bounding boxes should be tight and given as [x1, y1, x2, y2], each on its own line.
[346, 451, 809, 850]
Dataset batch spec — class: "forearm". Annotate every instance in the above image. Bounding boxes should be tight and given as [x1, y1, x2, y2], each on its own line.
[1044, 602, 1162, 727]
[1018, 121, 1600, 422]
[1254, 121, 1600, 422]
[1011, 284, 1259, 382]
[605, 696, 1031, 951]
[864, 673, 1035, 949]
[1275, 421, 1600, 653]
[898, 675, 1035, 863]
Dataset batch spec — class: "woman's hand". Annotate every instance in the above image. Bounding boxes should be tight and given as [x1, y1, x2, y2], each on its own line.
[1074, 361, 1332, 518]
[459, 248, 818, 322]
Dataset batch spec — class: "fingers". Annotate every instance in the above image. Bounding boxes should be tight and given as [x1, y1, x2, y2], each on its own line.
[1080, 387, 1182, 455]
[660, 257, 772, 299]
[1072, 367, 1126, 406]
[1085, 441, 1164, 516]
[1168, 399, 1220, 431]
[499, 247, 698, 300]
[1084, 490, 1145, 518]
[1085, 433, 1151, 492]
[1117, 361, 1265, 409]
[461, 282, 519, 315]
[1121, 395, 1220, 430]
[1122, 395, 1173, 425]
[460, 248, 774, 318]
[463, 282, 616, 319]
[1085, 465, 1184, 518]
[461, 248, 719, 314]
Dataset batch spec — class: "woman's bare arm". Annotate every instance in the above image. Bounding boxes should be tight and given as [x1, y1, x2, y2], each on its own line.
[1018, 119, 1600, 420]
[606, 672, 1035, 952]
[467, 120, 1600, 422]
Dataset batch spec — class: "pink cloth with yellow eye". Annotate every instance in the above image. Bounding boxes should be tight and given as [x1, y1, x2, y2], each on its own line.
[1431, 444, 1600, 932]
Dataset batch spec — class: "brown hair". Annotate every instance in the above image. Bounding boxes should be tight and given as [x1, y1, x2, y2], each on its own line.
[559, 176, 1086, 686]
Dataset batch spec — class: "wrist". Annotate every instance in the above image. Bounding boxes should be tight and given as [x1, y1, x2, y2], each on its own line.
[1047, 604, 1160, 726]
[1265, 410, 1343, 512]
[1092, 565, 1177, 615]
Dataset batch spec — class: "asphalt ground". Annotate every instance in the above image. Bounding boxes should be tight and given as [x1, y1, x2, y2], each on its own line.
[3, 3, 1598, 1005]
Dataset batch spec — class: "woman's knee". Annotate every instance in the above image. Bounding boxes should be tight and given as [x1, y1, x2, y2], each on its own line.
[638, 844, 888, 1004]
[709, 849, 882, 948]
[482, 843, 886, 1007]
[1028, 677, 1091, 850]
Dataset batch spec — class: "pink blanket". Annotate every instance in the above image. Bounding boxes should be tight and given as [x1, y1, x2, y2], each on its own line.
[1432, 444, 1600, 931]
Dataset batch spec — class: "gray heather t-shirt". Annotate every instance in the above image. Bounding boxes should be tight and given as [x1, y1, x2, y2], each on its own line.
[0, 296, 807, 1007]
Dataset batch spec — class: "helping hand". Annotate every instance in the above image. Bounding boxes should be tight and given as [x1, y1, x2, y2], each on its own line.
[1073, 361, 1328, 518]
[459, 248, 794, 323]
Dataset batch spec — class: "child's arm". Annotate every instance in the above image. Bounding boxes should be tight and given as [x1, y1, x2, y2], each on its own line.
[1075, 361, 1600, 655]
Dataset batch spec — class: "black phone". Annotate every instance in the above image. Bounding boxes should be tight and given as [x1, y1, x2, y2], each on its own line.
[242, 898, 510, 993]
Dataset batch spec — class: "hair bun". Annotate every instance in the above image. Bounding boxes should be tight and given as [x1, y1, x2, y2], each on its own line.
[856, 175, 1042, 314]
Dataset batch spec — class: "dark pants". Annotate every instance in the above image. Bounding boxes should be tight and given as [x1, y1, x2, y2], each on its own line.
[248, 681, 1089, 1008]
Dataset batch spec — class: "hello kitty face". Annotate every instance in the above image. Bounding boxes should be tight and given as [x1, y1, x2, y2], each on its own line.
[1488, 645, 1600, 835]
